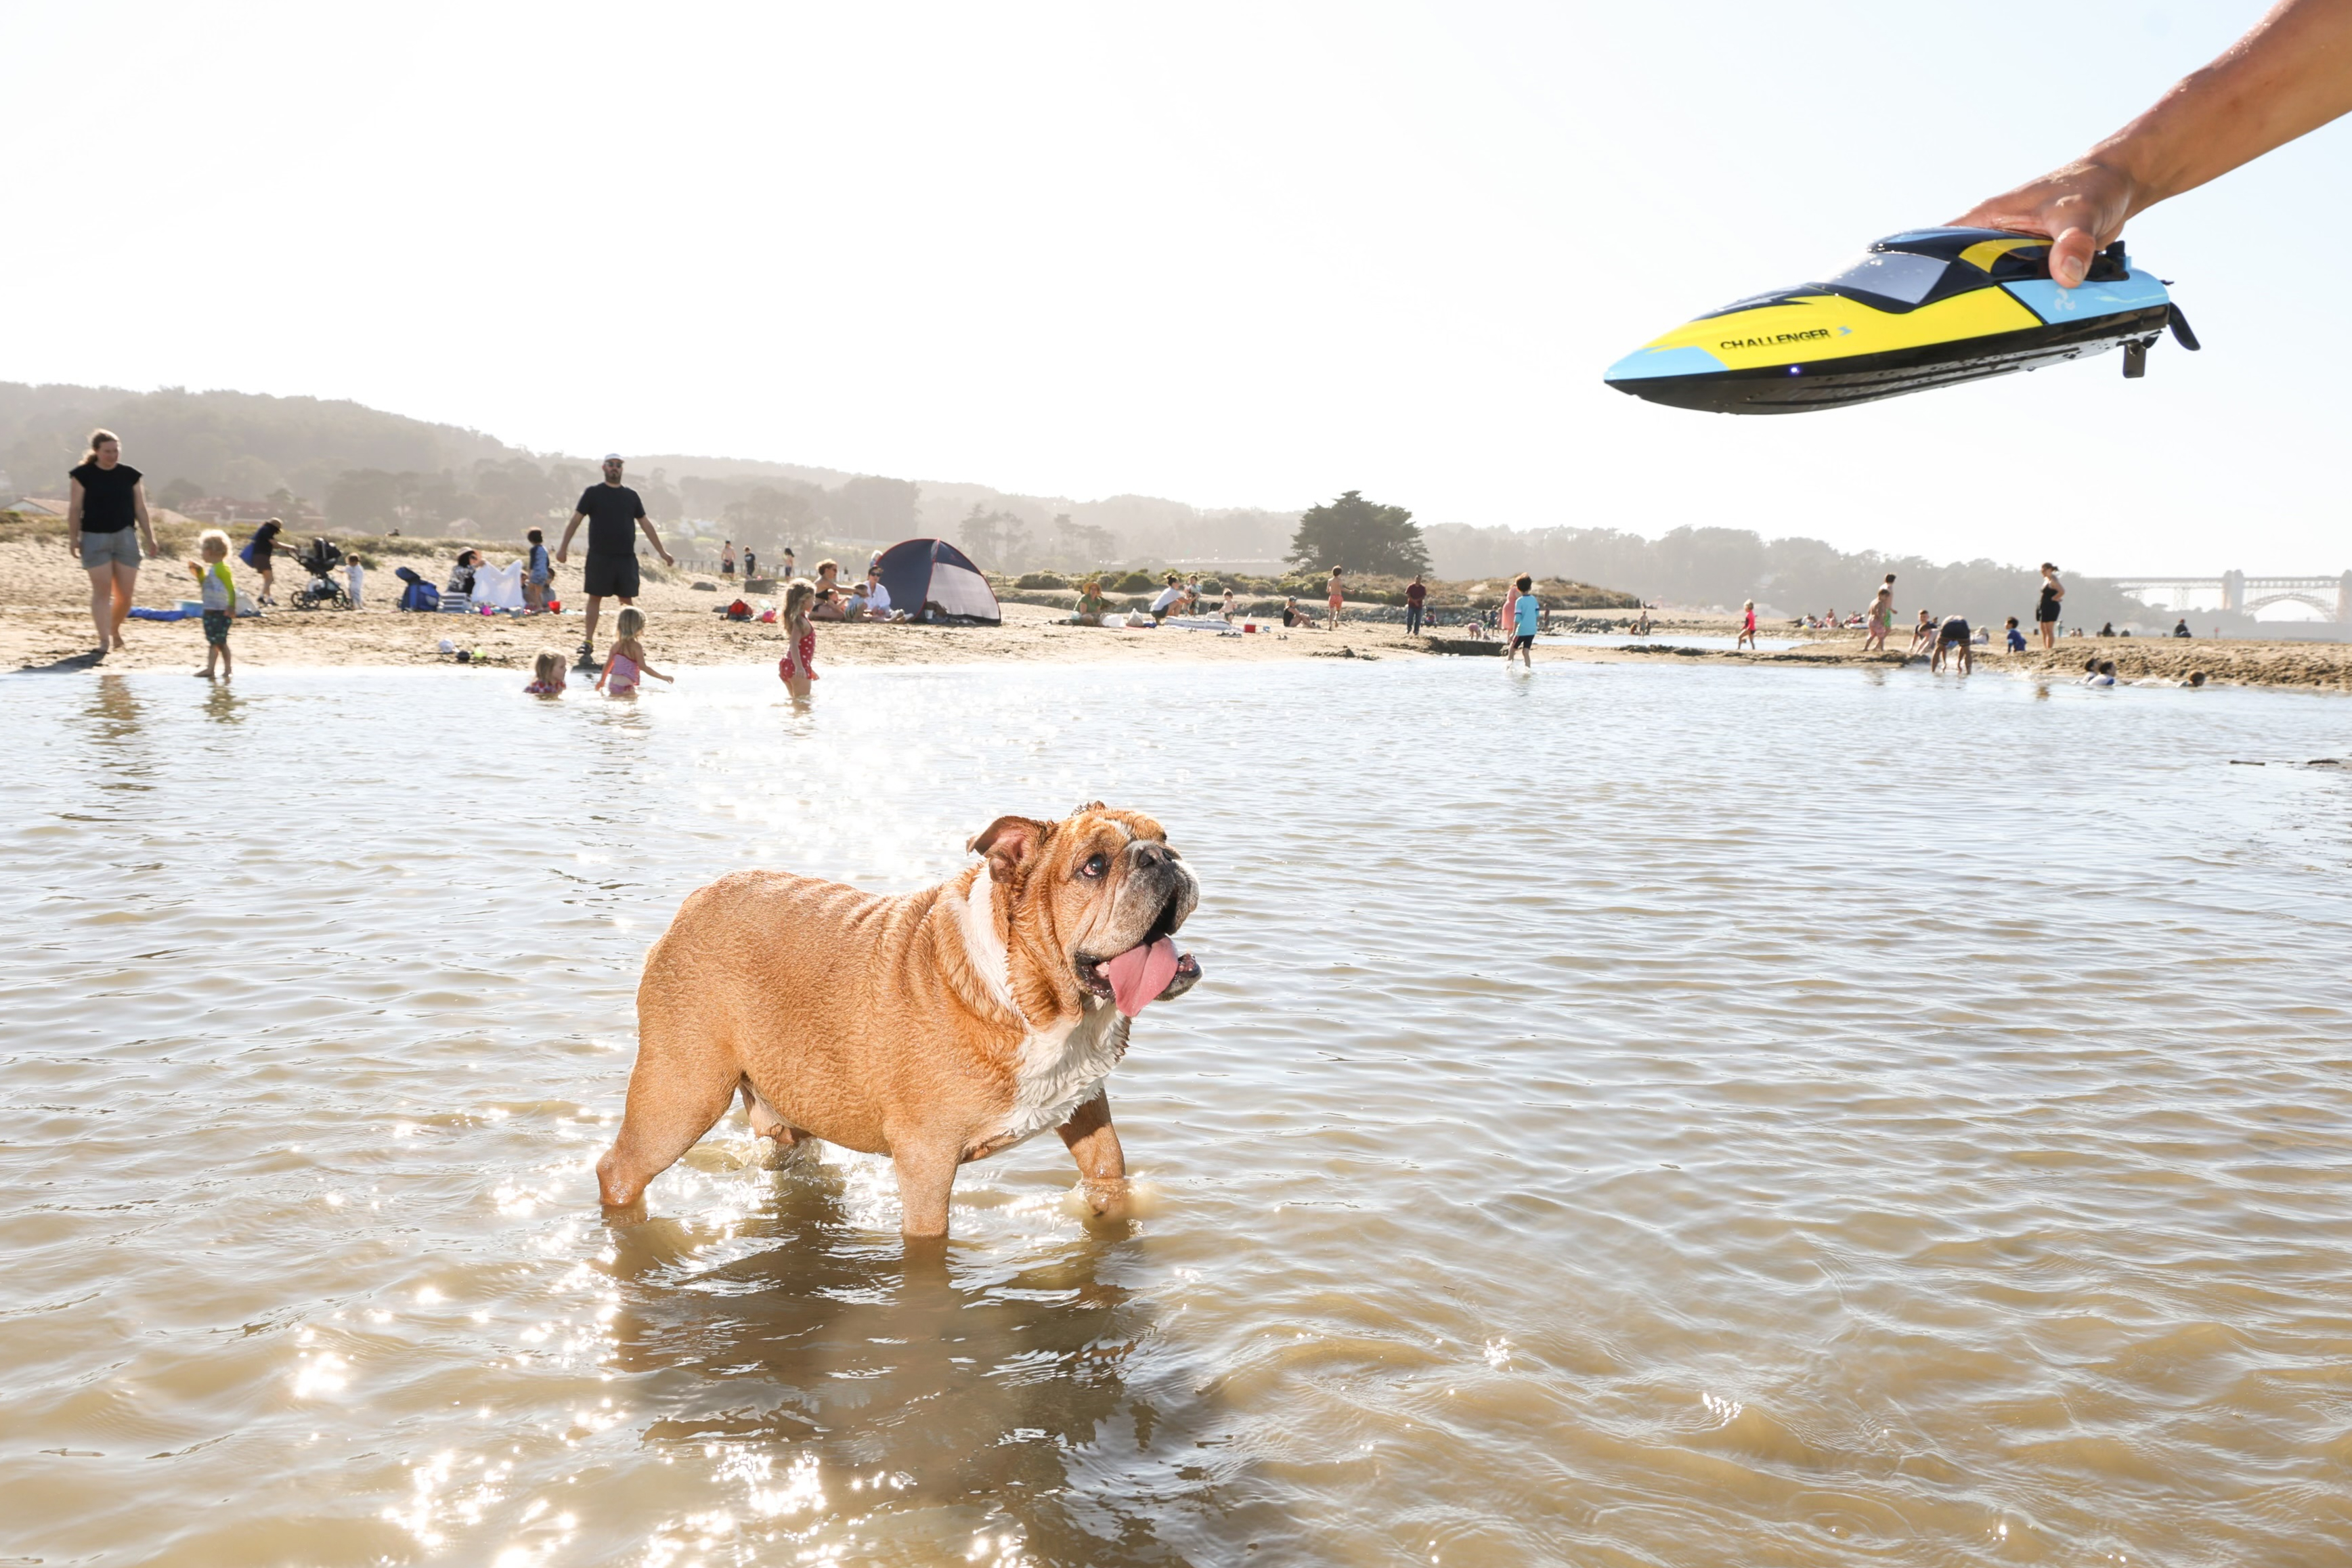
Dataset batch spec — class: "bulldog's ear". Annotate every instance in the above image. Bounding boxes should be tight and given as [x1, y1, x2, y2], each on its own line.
[969, 815, 1052, 875]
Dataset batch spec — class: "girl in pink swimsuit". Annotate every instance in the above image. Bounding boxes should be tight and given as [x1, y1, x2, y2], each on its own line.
[776, 580, 818, 699]
[596, 607, 673, 697]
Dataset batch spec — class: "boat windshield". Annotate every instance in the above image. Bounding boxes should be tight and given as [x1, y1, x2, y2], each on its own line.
[1813, 251, 1948, 305]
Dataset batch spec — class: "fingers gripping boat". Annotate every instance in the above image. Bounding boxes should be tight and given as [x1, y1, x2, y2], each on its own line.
[1603, 227, 2199, 414]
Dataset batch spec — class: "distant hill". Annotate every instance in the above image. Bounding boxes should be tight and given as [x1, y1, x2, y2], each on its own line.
[0, 381, 1302, 568]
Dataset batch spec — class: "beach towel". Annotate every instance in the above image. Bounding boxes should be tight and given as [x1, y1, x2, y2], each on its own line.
[470, 560, 525, 610]
[127, 607, 192, 622]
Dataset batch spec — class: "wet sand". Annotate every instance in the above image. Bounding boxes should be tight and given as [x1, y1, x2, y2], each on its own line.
[9, 523, 2351, 688]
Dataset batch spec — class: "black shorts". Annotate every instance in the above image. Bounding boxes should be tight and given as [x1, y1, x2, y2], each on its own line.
[1511, 633, 1536, 651]
[2036, 607, 2059, 624]
[583, 552, 640, 598]
[1939, 626, 1970, 647]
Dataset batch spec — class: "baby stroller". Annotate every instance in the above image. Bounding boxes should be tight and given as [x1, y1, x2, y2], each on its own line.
[290, 536, 352, 611]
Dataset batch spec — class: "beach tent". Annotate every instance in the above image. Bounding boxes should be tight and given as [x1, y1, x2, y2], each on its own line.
[875, 538, 1001, 625]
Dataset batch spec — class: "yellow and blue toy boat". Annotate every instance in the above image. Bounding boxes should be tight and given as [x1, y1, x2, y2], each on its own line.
[1604, 227, 2198, 414]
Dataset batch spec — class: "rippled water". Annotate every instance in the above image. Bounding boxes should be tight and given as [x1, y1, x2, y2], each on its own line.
[7, 660, 2352, 1567]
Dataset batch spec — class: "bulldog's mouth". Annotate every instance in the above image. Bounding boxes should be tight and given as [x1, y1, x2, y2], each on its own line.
[1076, 893, 1200, 1017]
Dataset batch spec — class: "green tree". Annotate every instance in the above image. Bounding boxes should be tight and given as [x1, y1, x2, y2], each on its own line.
[1286, 489, 1429, 575]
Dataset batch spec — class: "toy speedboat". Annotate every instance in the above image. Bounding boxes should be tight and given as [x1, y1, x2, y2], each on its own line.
[1603, 227, 2198, 414]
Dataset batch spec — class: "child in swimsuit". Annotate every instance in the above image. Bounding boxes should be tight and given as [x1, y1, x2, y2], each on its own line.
[776, 580, 819, 699]
[1736, 598, 1758, 651]
[524, 648, 567, 695]
[596, 607, 673, 697]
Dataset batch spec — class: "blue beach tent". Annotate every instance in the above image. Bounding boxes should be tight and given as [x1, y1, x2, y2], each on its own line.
[875, 538, 1001, 626]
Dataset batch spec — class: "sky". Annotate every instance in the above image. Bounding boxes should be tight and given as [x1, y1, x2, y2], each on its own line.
[3, 0, 2343, 574]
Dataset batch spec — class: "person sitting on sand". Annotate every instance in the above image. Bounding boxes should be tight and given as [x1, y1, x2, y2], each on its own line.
[1281, 595, 1317, 629]
[2098, 622, 2116, 637]
[2005, 616, 2028, 653]
[1150, 573, 1185, 625]
[808, 559, 848, 620]
[524, 649, 567, 695]
[2174, 619, 2192, 638]
[1932, 613, 1973, 674]
[448, 550, 483, 600]
[1736, 599, 1758, 651]
[853, 565, 899, 622]
[1072, 577, 1110, 626]
[596, 606, 673, 697]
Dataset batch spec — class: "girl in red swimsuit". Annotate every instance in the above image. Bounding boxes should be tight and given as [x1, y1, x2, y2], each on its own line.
[777, 580, 819, 699]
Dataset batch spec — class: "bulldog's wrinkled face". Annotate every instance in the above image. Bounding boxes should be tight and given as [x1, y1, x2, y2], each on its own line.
[969, 802, 1202, 1021]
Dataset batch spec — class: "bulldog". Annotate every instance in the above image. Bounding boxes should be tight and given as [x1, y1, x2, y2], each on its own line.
[596, 802, 1202, 1237]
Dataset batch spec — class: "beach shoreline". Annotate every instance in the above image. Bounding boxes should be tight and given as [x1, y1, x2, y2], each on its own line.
[9, 527, 2352, 689]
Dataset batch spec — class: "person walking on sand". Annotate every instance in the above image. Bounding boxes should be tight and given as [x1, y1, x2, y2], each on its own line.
[557, 454, 674, 663]
[1326, 567, 1346, 630]
[1405, 572, 1427, 636]
[1863, 574, 1896, 651]
[720, 540, 736, 578]
[65, 429, 159, 659]
[1737, 598, 1759, 651]
[241, 517, 286, 605]
[2036, 563, 2065, 650]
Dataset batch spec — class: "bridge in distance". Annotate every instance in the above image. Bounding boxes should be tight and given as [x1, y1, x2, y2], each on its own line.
[2111, 571, 2352, 622]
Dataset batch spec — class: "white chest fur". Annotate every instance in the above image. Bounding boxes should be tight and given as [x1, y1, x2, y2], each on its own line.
[957, 868, 1132, 1151]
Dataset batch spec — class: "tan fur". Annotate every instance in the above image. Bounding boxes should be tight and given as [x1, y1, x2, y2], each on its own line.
[596, 804, 1200, 1236]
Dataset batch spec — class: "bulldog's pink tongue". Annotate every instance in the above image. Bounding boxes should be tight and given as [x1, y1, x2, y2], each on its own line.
[1103, 937, 1180, 1018]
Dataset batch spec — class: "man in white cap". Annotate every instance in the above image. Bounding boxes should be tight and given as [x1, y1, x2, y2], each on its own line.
[557, 453, 675, 662]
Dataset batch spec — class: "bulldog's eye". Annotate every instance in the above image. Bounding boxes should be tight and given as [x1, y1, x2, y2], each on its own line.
[1080, 853, 1108, 879]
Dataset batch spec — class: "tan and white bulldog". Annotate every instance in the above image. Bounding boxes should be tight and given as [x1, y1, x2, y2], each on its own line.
[597, 802, 1202, 1237]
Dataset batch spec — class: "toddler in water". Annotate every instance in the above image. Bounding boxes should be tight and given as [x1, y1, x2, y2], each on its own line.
[596, 607, 673, 697]
[776, 579, 819, 699]
[188, 528, 236, 680]
[524, 648, 567, 696]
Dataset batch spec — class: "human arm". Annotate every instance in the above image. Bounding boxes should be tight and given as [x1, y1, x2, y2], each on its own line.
[556, 513, 584, 565]
[133, 481, 158, 556]
[66, 477, 83, 553]
[636, 514, 675, 568]
[594, 650, 613, 691]
[1955, 0, 2352, 284]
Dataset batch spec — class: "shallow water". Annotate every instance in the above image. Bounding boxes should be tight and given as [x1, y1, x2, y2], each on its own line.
[6, 659, 2352, 1567]
[1538, 632, 1802, 651]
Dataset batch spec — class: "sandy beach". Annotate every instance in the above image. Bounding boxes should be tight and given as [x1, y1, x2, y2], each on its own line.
[9, 517, 2352, 689]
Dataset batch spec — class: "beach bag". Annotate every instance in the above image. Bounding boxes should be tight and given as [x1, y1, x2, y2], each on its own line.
[397, 575, 440, 613]
[239, 541, 259, 568]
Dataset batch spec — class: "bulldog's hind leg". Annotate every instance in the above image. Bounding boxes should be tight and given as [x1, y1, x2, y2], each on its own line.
[596, 1033, 739, 1210]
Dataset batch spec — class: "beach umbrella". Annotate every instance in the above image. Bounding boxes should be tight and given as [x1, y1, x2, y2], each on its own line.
[875, 538, 1001, 626]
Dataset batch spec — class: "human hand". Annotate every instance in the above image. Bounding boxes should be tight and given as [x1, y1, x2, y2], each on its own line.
[555, 546, 568, 565]
[660, 551, 675, 567]
[1952, 158, 2138, 288]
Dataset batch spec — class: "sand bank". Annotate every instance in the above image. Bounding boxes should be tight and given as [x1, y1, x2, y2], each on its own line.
[7, 523, 2350, 689]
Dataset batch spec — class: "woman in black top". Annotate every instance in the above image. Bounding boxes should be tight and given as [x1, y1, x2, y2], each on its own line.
[2035, 563, 2065, 651]
[243, 518, 287, 605]
[66, 428, 158, 658]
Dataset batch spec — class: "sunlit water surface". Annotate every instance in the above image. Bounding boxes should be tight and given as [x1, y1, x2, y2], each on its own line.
[6, 660, 2352, 1567]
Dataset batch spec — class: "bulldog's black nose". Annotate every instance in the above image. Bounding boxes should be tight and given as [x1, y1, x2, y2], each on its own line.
[1133, 842, 1171, 869]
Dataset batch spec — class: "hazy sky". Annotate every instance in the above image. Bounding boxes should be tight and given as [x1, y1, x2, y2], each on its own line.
[5, 1, 2343, 572]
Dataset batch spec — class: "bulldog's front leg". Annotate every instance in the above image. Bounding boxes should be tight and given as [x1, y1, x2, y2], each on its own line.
[1058, 1090, 1131, 1218]
[891, 1139, 961, 1239]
